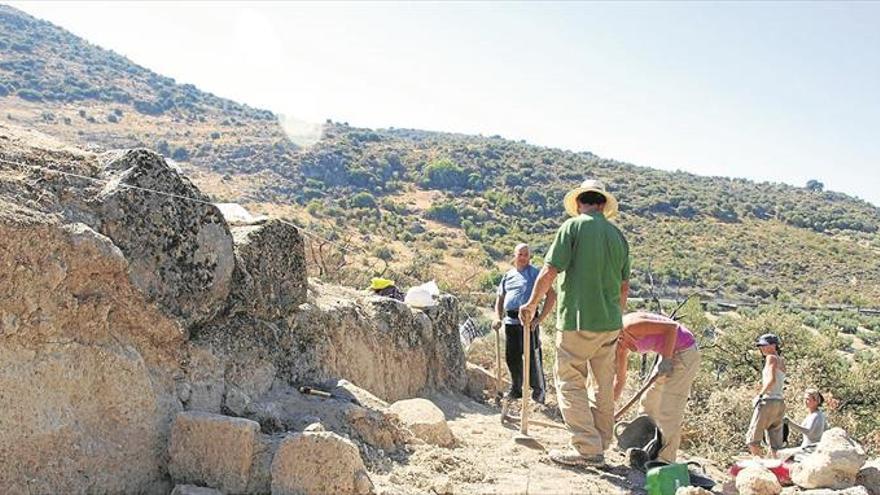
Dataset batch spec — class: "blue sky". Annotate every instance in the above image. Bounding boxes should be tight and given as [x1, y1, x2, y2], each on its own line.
[12, 1, 880, 206]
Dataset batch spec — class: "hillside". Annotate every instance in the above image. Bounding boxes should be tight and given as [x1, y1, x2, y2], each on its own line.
[2, 4, 879, 308]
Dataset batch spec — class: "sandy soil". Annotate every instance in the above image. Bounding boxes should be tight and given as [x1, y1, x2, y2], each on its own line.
[371, 392, 731, 495]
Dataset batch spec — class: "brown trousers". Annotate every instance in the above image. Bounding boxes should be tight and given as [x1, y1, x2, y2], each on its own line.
[554, 330, 620, 456]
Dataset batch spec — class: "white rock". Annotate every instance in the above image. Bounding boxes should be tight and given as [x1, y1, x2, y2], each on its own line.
[389, 398, 455, 447]
[791, 428, 867, 489]
[736, 466, 782, 495]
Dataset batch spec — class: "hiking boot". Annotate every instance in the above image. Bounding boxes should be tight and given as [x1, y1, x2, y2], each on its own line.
[549, 449, 605, 468]
[626, 447, 649, 472]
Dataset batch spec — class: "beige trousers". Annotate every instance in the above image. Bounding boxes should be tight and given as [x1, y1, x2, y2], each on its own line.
[554, 330, 620, 456]
[637, 346, 701, 462]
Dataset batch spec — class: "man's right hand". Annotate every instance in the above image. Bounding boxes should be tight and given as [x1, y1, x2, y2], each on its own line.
[492, 319, 502, 331]
[519, 304, 536, 329]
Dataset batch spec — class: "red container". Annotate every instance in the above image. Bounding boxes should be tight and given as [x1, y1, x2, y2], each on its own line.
[729, 459, 792, 485]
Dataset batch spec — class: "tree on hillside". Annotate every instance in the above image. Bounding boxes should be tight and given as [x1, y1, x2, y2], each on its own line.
[422, 158, 469, 190]
[806, 179, 824, 192]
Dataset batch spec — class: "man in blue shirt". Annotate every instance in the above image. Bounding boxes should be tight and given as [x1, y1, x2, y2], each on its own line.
[493, 243, 557, 403]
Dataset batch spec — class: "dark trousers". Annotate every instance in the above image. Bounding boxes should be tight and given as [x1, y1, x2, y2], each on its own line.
[504, 317, 546, 404]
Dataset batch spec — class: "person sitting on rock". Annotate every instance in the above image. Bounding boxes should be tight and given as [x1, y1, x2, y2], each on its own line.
[746, 333, 786, 457]
[613, 311, 701, 464]
[784, 388, 827, 447]
[368, 277, 404, 301]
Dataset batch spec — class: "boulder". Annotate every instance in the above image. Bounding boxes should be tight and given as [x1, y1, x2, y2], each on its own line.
[736, 466, 783, 495]
[171, 485, 224, 495]
[270, 431, 373, 495]
[93, 149, 235, 328]
[0, 220, 183, 494]
[227, 220, 307, 319]
[791, 428, 867, 489]
[274, 283, 467, 403]
[168, 412, 261, 494]
[389, 398, 455, 447]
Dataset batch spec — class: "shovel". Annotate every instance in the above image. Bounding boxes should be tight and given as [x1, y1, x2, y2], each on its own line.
[512, 320, 543, 448]
[494, 321, 504, 407]
[614, 372, 659, 422]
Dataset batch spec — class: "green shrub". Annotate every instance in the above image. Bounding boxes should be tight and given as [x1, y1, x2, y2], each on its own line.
[350, 192, 376, 209]
[426, 201, 461, 226]
[171, 147, 189, 161]
[422, 158, 469, 190]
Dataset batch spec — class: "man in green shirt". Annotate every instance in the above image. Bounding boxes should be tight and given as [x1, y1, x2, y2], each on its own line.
[520, 179, 630, 468]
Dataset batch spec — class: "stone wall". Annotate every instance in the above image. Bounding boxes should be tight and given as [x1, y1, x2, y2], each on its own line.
[0, 124, 468, 492]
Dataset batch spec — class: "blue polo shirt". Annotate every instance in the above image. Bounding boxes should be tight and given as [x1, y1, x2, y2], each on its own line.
[497, 264, 540, 325]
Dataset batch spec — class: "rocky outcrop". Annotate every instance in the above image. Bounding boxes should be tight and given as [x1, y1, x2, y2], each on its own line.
[0, 124, 468, 492]
[193, 282, 467, 404]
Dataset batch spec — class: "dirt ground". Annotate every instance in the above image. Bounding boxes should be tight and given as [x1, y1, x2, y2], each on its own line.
[371, 392, 732, 495]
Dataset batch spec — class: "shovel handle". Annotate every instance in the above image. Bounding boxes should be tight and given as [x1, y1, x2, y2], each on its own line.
[520, 320, 531, 436]
[614, 373, 659, 421]
[495, 324, 503, 399]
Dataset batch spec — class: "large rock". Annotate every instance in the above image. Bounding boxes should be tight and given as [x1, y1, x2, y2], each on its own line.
[0, 219, 183, 494]
[389, 398, 455, 447]
[93, 149, 235, 328]
[791, 428, 868, 489]
[168, 412, 262, 494]
[271, 431, 373, 495]
[275, 284, 467, 402]
[228, 219, 307, 319]
[736, 466, 783, 495]
[224, 383, 410, 453]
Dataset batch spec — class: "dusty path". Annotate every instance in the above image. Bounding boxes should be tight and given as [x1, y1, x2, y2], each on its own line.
[371, 393, 658, 495]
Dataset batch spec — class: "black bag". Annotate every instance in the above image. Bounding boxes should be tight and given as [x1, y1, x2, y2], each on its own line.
[615, 415, 663, 469]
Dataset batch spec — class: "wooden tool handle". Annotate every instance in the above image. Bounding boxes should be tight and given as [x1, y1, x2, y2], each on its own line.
[613, 373, 658, 421]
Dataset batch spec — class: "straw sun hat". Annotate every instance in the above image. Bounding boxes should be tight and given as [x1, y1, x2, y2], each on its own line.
[562, 179, 619, 218]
